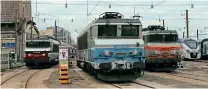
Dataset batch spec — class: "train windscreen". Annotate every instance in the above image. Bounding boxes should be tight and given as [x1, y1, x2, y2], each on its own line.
[121, 25, 139, 36]
[146, 34, 178, 42]
[98, 25, 117, 37]
[26, 42, 50, 48]
[185, 40, 197, 49]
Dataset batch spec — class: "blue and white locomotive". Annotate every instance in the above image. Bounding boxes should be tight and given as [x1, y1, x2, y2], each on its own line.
[77, 12, 145, 81]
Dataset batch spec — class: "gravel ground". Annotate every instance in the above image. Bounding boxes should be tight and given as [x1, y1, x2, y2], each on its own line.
[45, 60, 94, 88]
[46, 60, 208, 88]
[1, 69, 40, 88]
[27, 68, 54, 88]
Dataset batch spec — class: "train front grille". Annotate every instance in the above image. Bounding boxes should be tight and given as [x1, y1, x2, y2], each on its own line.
[190, 53, 197, 58]
[116, 52, 127, 56]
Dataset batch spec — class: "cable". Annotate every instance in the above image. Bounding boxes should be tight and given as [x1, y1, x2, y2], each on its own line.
[190, 8, 208, 14]
[30, 2, 208, 6]
[89, 0, 102, 15]
[134, 0, 166, 17]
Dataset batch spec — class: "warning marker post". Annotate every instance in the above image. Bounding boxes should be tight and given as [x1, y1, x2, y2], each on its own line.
[59, 46, 71, 84]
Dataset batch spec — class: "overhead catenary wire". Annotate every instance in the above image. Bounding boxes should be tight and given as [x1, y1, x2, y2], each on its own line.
[89, 0, 102, 15]
[134, 0, 167, 17]
[30, 2, 208, 6]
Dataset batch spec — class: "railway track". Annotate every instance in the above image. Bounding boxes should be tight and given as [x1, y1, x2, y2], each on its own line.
[174, 70, 207, 78]
[24, 70, 42, 88]
[194, 60, 208, 63]
[164, 72, 208, 83]
[1, 69, 42, 88]
[146, 71, 208, 83]
[109, 81, 155, 89]
[1, 69, 30, 85]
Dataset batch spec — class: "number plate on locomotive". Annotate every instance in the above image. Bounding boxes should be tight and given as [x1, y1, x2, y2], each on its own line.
[114, 45, 128, 48]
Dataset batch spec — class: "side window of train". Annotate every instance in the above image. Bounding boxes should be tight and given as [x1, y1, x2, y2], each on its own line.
[53, 44, 59, 52]
[90, 27, 92, 37]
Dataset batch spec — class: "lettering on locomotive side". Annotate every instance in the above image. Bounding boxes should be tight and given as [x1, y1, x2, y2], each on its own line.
[114, 45, 128, 48]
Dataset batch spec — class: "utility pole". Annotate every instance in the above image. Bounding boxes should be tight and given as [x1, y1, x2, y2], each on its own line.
[162, 19, 164, 28]
[70, 33, 72, 45]
[197, 29, 199, 39]
[134, 7, 135, 16]
[15, 9, 18, 62]
[87, 0, 88, 23]
[20, 3, 25, 62]
[55, 20, 57, 39]
[62, 29, 64, 42]
[183, 32, 185, 38]
[31, 17, 33, 38]
[186, 9, 189, 38]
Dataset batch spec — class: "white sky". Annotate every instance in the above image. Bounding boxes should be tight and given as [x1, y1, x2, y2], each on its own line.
[31, 0, 208, 42]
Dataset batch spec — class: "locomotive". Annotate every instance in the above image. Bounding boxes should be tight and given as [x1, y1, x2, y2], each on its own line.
[77, 12, 145, 81]
[142, 25, 182, 71]
[179, 38, 201, 60]
[24, 36, 61, 67]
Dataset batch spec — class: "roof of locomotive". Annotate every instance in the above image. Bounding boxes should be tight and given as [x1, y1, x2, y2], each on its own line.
[94, 18, 141, 23]
[142, 30, 178, 35]
[178, 38, 197, 43]
[26, 35, 61, 44]
[77, 12, 141, 38]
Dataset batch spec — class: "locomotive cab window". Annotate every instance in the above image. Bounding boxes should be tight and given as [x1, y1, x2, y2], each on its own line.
[26, 42, 50, 48]
[98, 25, 117, 37]
[146, 34, 163, 42]
[121, 25, 139, 36]
[146, 34, 178, 42]
[164, 34, 178, 42]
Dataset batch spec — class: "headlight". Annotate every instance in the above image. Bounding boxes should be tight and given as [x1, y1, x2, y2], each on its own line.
[104, 50, 111, 56]
[130, 49, 138, 55]
[28, 53, 32, 56]
[155, 51, 161, 54]
[170, 50, 176, 54]
[186, 50, 190, 53]
[149, 50, 156, 55]
[132, 50, 138, 55]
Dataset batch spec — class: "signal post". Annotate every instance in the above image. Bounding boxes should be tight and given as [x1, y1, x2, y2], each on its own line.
[59, 46, 71, 84]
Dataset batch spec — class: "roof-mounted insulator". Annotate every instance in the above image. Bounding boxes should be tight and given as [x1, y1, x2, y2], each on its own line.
[98, 12, 124, 19]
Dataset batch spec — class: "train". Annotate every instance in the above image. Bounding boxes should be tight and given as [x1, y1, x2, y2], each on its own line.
[24, 35, 76, 67]
[142, 25, 182, 71]
[76, 12, 145, 81]
[197, 38, 208, 60]
[178, 38, 201, 60]
[24, 36, 61, 67]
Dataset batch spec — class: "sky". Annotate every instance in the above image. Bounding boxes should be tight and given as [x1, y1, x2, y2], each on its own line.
[31, 0, 208, 42]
